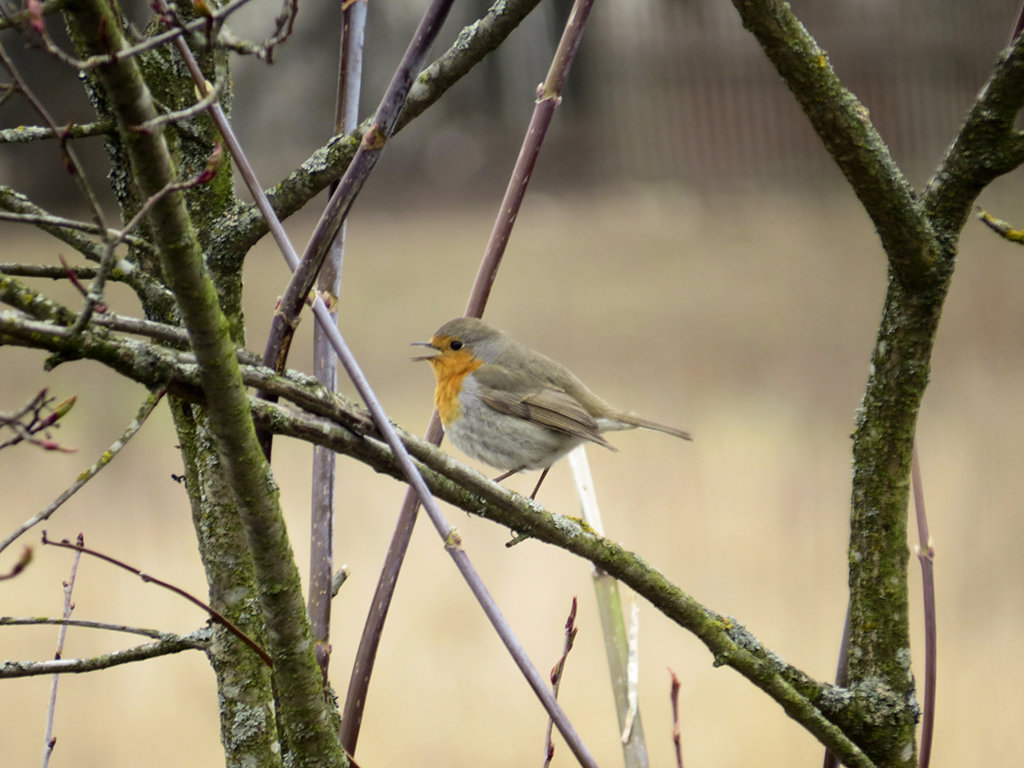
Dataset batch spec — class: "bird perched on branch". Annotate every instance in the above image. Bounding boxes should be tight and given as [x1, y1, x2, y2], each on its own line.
[414, 317, 692, 499]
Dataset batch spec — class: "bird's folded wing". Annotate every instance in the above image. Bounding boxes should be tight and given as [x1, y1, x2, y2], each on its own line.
[474, 366, 614, 449]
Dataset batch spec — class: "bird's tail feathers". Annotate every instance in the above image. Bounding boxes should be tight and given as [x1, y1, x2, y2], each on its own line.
[611, 414, 693, 441]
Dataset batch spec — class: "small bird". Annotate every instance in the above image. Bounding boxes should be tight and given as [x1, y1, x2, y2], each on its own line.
[414, 317, 692, 499]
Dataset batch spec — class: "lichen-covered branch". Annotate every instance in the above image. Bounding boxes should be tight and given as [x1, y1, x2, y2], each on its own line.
[923, 34, 1024, 234]
[0, 305, 873, 765]
[60, 1, 347, 765]
[396, 0, 546, 131]
[260, 0, 457, 382]
[0, 186, 174, 315]
[730, 0, 940, 290]
[218, 0, 548, 259]
[0, 629, 210, 678]
[731, 4, 1024, 767]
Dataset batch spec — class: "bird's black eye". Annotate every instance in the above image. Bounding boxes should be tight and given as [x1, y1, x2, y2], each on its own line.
[449, 340, 463, 351]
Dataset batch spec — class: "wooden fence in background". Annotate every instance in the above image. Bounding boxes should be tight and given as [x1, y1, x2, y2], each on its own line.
[578, 0, 1014, 186]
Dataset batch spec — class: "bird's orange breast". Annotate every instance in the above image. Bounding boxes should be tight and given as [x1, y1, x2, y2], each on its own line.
[427, 349, 484, 426]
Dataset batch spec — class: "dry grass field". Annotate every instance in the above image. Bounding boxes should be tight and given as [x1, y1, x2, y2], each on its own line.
[2, 187, 1022, 766]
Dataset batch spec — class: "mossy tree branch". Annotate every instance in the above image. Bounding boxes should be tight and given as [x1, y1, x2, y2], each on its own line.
[731, 2, 1024, 766]
[8, 0, 1024, 764]
[216, 0, 547, 261]
[922, 33, 1024, 233]
[0, 186, 175, 315]
[0, 303, 877, 767]
[59, 1, 347, 766]
[731, 0, 941, 289]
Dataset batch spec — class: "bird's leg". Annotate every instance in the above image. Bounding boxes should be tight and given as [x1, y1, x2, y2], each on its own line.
[528, 467, 552, 500]
[491, 466, 549, 501]
[492, 467, 523, 483]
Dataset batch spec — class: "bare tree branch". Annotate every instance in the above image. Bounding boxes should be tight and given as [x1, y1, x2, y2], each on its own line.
[220, 0, 550, 260]
[60, 0, 347, 763]
[307, 0, 367, 689]
[729, 5, 1024, 767]
[43, 534, 272, 666]
[260, 0, 457, 380]
[0, 306, 878, 767]
[0, 390, 163, 555]
[730, 0, 940, 290]
[0, 629, 211, 678]
[923, 34, 1024, 233]
[41, 533, 84, 768]
[0, 120, 111, 142]
[0, 187, 174, 315]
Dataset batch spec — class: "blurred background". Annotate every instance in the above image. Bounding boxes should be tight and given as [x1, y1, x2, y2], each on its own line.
[3, 0, 1023, 766]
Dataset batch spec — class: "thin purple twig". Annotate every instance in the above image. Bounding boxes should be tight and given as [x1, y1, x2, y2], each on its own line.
[669, 668, 684, 768]
[41, 532, 83, 768]
[342, 0, 597, 755]
[260, 0, 456, 381]
[543, 597, 579, 768]
[42, 534, 272, 667]
[161, 6, 596, 762]
[911, 444, 936, 768]
[307, 0, 367, 689]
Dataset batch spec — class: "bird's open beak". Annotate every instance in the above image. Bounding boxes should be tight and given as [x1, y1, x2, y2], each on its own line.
[410, 341, 438, 362]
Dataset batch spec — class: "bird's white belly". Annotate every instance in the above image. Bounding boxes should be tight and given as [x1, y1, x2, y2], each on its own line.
[445, 395, 582, 471]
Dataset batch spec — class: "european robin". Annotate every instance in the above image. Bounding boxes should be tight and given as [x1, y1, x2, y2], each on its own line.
[414, 317, 692, 499]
